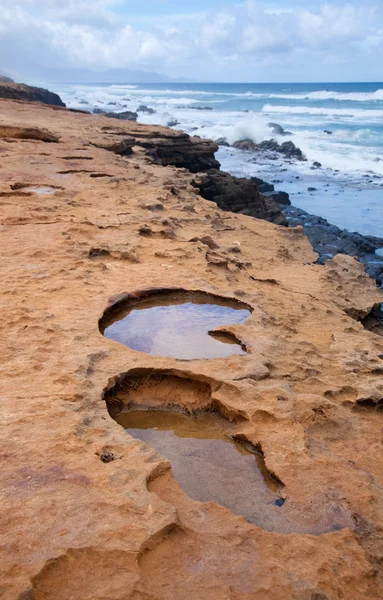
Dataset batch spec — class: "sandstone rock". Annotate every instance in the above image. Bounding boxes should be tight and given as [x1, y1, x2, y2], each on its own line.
[1, 98, 382, 600]
[0, 82, 65, 106]
[91, 137, 135, 156]
[0, 125, 59, 142]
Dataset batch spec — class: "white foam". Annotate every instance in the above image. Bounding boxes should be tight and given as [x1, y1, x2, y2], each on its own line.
[265, 90, 383, 102]
[262, 104, 383, 119]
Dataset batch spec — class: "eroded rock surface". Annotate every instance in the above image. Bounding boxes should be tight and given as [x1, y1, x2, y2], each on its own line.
[0, 98, 383, 600]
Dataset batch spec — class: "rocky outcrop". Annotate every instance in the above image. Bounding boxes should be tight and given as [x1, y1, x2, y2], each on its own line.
[93, 108, 138, 121]
[233, 138, 306, 160]
[133, 131, 220, 172]
[195, 169, 287, 225]
[0, 82, 65, 106]
[0, 125, 59, 142]
[137, 105, 156, 114]
[267, 122, 292, 136]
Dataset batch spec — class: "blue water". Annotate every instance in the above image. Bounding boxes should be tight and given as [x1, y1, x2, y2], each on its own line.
[48, 81, 383, 236]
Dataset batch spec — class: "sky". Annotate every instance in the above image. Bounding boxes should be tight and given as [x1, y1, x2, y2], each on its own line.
[0, 0, 382, 82]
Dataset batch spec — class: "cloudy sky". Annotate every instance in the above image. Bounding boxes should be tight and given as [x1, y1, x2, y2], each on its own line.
[0, 0, 382, 82]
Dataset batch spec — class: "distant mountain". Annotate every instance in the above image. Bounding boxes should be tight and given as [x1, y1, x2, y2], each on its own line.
[0, 74, 14, 83]
[24, 68, 192, 84]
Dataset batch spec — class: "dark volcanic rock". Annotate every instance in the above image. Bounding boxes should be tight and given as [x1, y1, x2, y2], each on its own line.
[233, 138, 306, 161]
[0, 82, 65, 107]
[263, 190, 291, 206]
[250, 176, 274, 193]
[232, 139, 258, 151]
[167, 120, 179, 127]
[283, 205, 383, 282]
[189, 106, 213, 111]
[137, 105, 156, 114]
[135, 131, 220, 173]
[195, 170, 287, 226]
[267, 122, 293, 136]
[215, 137, 230, 147]
[94, 109, 138, 121]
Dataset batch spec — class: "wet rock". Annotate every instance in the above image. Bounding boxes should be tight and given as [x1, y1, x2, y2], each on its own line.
[93, 109, 138, 121]
[324, 130, 333, 135]
[267, 122, 293, 136]
[232, 139, 258, 151]
[263, 190, 291, 206]
[215, 137, 230, 147]
[0, 82, 65, 106]
[312, 162, 322, 169]
[233, 138, 306, 161]
[195, 170, 287, 226]
[105, 111, 138, 122]
[189, 106, 213, 110]
[167, 120, 179, 127]
[308, 187, 317, 192]
[137, 105, 156, 114]
[250, 177, 274, 193]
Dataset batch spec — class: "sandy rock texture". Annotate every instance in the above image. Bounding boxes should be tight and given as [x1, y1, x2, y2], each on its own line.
[0, 98, 382, 600]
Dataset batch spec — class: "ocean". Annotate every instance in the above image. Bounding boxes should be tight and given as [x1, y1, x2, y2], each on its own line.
[48, 82, 383, 237]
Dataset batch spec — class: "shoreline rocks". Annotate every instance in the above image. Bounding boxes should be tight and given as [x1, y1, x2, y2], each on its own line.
[0, 82, 65, 106]
[232, 139, 306, 161]
[283, 204, 383, 284]
[195, 169, 287, 226]
[93, 108, 138, 121]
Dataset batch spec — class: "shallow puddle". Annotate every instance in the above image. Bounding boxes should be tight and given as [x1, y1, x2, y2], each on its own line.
[116, 409, 282, 523]
[23, 186, 59, 194]
[112, 405, 356, 533]
[101, 294, 251, 359]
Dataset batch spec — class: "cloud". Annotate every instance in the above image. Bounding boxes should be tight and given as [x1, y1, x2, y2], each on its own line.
[0, 0, 382, 80]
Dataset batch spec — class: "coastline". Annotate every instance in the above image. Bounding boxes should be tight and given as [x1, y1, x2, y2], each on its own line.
[1, 97, 383, 599]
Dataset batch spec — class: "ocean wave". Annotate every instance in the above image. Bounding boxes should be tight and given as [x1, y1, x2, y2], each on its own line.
[262, 104, 383, 119]
[266, 90, 383, 102]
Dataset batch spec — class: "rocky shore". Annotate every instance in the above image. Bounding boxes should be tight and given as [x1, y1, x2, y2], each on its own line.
[0, 79, 66, 106]
[1, 97, 383, 600]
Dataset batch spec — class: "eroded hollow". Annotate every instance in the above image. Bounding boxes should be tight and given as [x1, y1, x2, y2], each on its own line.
[21, 186, 61, 195]
[362, 304, 383, 337]
[104, 369, 356, 534]
[99, 288, 252, 359]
